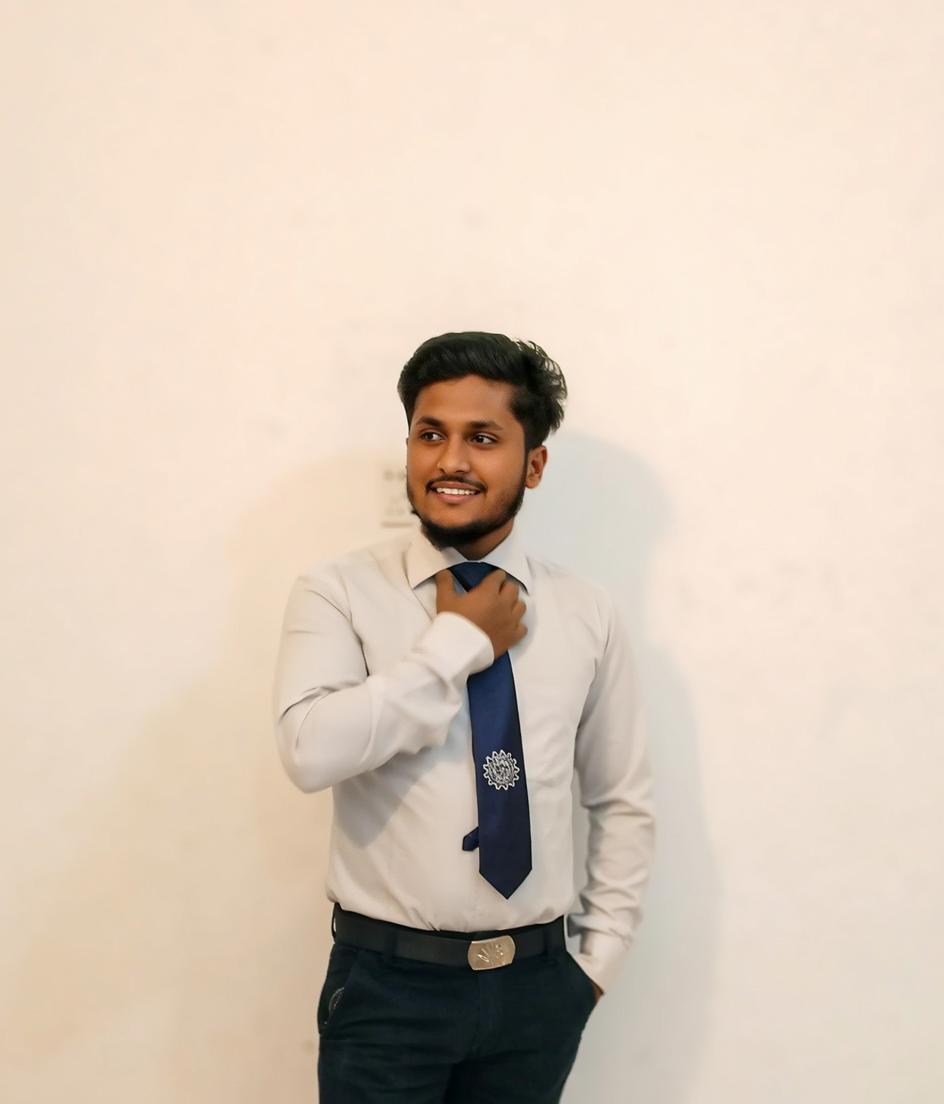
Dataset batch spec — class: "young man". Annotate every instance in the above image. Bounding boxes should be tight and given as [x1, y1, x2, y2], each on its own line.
[272, 332, 654, 1103]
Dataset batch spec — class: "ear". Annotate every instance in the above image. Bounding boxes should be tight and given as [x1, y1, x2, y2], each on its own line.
[526, 445, 548, 488]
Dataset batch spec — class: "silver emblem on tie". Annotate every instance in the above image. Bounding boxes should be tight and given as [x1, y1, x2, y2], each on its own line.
[467, 934, 516, 970]
[483, 749, 520, 791]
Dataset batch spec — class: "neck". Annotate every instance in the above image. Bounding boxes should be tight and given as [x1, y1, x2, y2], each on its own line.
[454, 524, 512, 561]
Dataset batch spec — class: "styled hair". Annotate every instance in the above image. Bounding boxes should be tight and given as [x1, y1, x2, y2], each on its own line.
[397, 332, 568, 453]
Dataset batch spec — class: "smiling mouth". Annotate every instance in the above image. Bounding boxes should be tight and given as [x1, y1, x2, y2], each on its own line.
[430, 488, 481, 500]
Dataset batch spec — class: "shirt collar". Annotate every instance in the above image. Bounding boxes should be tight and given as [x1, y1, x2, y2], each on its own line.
[406, 523, 532, 595]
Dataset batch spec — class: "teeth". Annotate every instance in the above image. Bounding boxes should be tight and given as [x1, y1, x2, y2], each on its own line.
[436, 488, 477, 496]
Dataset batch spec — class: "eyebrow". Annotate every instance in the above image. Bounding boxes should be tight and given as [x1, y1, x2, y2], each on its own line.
[413, 416, 505, 432]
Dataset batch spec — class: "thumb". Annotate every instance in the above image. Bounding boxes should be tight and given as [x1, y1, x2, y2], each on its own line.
[435, 569, 454, 593]
[435, 570, 459, 607]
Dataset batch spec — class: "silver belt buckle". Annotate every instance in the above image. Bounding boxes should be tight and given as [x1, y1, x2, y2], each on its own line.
[467, 934, 516, 970]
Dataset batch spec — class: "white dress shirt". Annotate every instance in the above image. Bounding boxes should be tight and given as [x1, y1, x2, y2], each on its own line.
[271, 521, 654, 994]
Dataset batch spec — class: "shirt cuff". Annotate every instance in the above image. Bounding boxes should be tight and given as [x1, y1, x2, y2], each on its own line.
[421, 611, 494, 681]
[566, 926, 629, 995]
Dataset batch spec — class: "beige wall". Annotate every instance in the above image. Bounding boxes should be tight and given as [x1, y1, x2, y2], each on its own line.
[2, 3, 941, 1102]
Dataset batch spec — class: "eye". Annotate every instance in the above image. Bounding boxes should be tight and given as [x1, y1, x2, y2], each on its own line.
[416, 431, 497, 444]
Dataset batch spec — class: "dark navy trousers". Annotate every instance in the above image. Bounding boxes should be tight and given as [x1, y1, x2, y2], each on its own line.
[316, 937, 597, 1102]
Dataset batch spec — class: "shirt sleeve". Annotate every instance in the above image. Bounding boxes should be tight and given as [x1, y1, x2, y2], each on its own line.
[272, 571, 494, 793]
[566, 588, 655, 995]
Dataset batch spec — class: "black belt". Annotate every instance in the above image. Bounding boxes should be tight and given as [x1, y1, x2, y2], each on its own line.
[331, 903, 566, 971]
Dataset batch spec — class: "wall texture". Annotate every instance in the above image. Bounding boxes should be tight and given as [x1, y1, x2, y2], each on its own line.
[2, 3, 941, 1102]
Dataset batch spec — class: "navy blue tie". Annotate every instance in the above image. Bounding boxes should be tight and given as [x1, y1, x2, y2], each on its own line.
[448, 561, 532, 898]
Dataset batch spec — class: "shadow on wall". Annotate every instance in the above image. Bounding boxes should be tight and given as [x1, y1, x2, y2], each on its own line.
[523, 431, 720, 1104]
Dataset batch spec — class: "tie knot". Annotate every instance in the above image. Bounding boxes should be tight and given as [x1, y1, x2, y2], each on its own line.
[448, 561, 499, 592]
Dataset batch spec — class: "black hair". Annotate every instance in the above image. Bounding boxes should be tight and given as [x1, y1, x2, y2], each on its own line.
[396, 332, 568, 454]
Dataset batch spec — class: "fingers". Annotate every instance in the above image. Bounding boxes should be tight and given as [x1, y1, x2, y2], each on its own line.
[492, 569, 516, 594]
[491, 570, 525, 610]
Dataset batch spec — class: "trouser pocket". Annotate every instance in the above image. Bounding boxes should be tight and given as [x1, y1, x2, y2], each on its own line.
[559, 949, 597, 1017]
[316, 942, 364, 1036]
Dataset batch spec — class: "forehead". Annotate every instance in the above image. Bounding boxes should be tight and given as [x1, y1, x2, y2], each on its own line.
[412, 376, 518, 430]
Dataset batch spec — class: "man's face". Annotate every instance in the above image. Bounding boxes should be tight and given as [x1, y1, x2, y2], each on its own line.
[405, 375, 547, 558]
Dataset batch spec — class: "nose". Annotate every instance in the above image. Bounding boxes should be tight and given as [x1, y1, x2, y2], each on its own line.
[437, 434, 472, 475]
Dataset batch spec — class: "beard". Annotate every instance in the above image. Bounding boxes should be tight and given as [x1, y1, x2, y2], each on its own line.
[406, 460, 528, 552]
